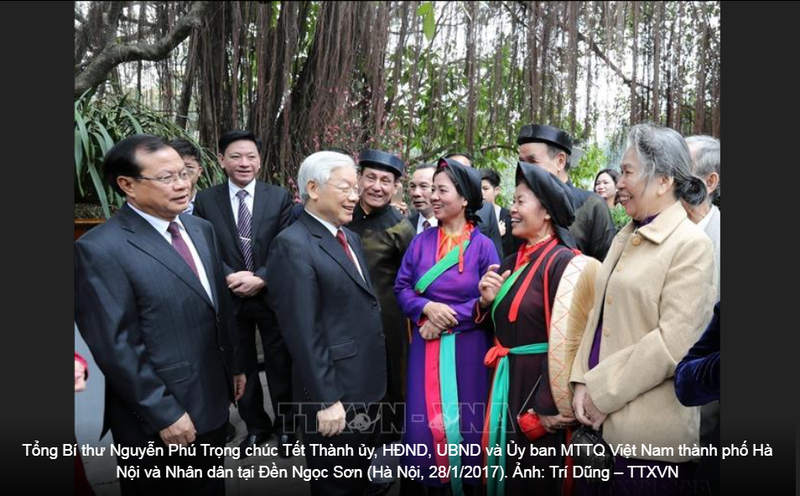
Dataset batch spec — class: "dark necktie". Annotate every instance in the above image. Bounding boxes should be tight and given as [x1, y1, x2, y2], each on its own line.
[167, 222, 199, 278]
[423, 219, 431, 230]
[236, 189, 255, 271]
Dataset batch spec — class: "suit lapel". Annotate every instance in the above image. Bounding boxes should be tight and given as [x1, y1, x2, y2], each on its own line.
[120, 207, 214, 309]
[182, 215, 219, 308]
[301, 213, 374, 296]
[251, 182, 270, 262]
[215, 184, 245, 264]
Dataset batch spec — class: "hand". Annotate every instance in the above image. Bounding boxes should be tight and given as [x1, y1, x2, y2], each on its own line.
[391, 201, 408, 216]
[226, 271, 251, 286]
[583, 390, 608, 430]
[316, 401, 346, 437]
[423, 302, 458, 329]
[572, 383, 591, 426]
[233, 374, 247, 401]
[229, 273, 266, 297]
[498, 220, 507, 237]
[74, 359, 87, 393]
[159, 412, 196, 447]
[419, 320, 444, 340]
[537, 411, 579, 434]
[478, 264, 511, 307]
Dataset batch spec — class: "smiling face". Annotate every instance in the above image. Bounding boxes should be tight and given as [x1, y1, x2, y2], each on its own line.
[219, 139, 261, 188]
[617, 146, 676, 221]
[431, 170, 467, 224]
[358, 166, 397, 212]
[121, 147, 191, 221]
[307, 165, 359, 227]
[509, 181, 552, 242]
[594, 172, 618, 203]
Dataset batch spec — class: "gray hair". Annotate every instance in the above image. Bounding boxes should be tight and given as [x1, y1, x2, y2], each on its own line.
[627, 123, 707, 206]
[544, 144, 572, 170]
[297, 151, 357, 204]
[685, 135, 720, 202]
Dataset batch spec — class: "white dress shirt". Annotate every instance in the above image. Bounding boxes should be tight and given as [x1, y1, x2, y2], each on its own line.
[305, 209, 365, 280]
[415, 214, 438, 234]
[127, 202, 214, 304]
[228, 179, 257, 224]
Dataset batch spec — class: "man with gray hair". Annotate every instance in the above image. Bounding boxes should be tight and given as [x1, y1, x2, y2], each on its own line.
[266, 151, 387, 496]
[684, 135, 721, 298]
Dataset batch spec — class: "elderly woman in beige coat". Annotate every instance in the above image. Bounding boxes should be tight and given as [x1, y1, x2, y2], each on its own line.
[570, 124, 716, 494]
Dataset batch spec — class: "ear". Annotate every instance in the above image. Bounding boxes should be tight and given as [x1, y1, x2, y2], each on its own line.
[307, 180, 320, 201]
[557, 152, 568, 173]
[706, 172, 719, 194]
[658, 175, 675, 196]
[117, 176, 136, 197]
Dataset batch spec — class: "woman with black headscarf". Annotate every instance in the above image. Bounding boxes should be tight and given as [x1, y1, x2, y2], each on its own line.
[477, 161, 600, 496]
[395, 158, 500, 496]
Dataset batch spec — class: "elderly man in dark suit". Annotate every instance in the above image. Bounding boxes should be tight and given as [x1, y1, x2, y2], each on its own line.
[266, 151, 387, 496]
[194, 130, 296, 455]
[75, 134, 245, 496]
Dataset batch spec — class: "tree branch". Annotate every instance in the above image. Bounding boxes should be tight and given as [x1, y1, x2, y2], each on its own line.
[74, 1, 211, 99]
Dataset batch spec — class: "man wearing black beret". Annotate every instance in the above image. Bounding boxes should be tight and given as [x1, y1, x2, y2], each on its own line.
[517, 124, 616, 260]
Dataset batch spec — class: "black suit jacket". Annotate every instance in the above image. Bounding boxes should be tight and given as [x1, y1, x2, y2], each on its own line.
[477, 202, 503, 258]
[266, 211, 387, 410]
[193, 181, 294, 283]
[75, 204, 237, 439]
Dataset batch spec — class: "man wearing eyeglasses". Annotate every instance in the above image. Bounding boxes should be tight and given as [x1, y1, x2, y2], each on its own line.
[266, 151, 387, 496]
[75, 134, 244, 496]
[168, 138, 204, 215]
[193, 130, 297, 457]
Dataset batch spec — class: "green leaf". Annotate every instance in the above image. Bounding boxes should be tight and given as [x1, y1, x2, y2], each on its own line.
[86, 162, 111, 219]
[121, 108, 144, 134]
[423, 11, 435, 42]
[417, 2, 431, 16]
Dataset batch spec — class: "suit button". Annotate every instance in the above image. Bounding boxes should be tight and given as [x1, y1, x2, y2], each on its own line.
[219, 345, 226, 352]
[379, 333, 385, 338]
[631, 236, 642, 246]
[603, 328, 610, 337]
[616, 264, 623, 272]
[371, 301, 378, 309]
[606, 296, 613, 305]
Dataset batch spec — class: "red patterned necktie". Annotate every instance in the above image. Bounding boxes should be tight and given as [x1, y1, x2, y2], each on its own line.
[336, 229, 358, 269]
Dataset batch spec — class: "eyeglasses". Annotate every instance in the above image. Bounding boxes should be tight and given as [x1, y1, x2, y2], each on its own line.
[328, 183, 362, 197]
[137, 169, 192, 185]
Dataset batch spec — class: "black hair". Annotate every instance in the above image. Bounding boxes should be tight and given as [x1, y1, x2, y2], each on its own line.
[594, 168, 619, 186]
[481, 169, 501, 188]
[218, 130, 262, 156]
[168, 138, 201, 162]
[103, 134, 170, 196]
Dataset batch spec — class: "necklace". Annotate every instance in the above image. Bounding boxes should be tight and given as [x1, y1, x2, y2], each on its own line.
[526, 233, 554, 250]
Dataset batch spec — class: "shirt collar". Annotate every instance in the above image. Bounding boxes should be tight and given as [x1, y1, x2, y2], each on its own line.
[127, 202, 184, 236]
[305, 209, 340, 237]
[228, 179, 257, 201]
[697, 204, 717, 231]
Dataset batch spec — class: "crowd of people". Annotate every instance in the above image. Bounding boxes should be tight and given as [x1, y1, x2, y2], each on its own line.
[75, 122, 721, 496]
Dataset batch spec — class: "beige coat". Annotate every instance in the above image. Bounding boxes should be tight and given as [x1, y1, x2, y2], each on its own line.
[570, 200, 715, 462]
